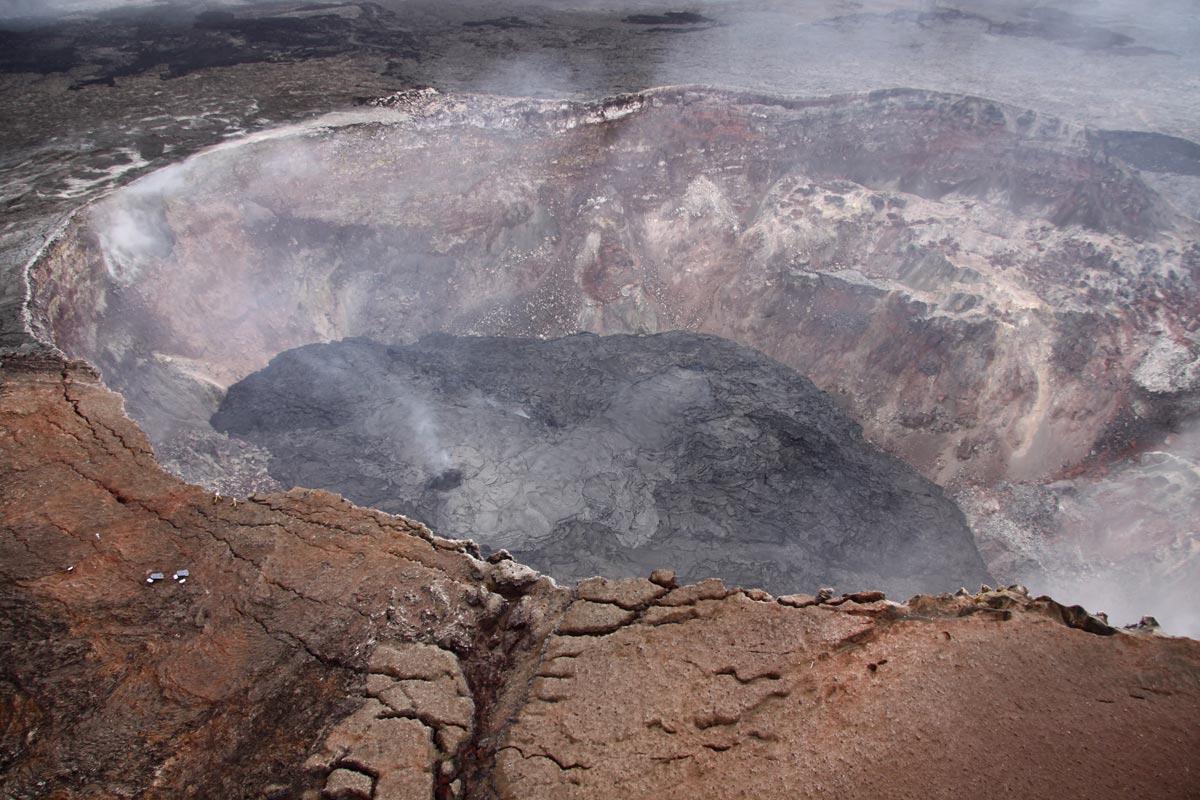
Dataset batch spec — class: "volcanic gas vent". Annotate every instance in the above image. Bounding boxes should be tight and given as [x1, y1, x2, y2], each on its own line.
[212, 331, 989, 596]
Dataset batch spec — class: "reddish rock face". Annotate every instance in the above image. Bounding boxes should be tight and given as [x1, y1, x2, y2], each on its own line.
[496, 593, 1199, 800]
[3, 354, 1199, 798]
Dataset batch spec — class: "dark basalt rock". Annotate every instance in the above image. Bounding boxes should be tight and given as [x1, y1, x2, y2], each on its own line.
[0, 3, 420, 85]
[1093, 129, 1200, 176]
[623, 12, 714, 26]
[212, 331, 990, 597]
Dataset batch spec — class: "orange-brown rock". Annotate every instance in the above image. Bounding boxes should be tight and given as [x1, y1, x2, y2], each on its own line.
[2, 354, 1199, 799]
[499, 590, 1200, 799]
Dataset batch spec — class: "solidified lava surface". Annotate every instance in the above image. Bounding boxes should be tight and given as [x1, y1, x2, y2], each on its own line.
[211, 332, 989, 596]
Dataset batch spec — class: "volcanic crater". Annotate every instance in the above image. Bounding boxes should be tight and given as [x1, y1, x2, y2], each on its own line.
[26, 86, 1200, 616]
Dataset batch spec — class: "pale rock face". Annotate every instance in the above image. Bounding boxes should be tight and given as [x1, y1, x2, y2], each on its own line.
[322, 767, 373, 799]
[1133, 334, 1200, 396]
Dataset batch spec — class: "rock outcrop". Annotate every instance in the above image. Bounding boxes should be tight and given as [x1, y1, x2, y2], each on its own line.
[209, 332, 989, 597]
[3, 353, 1198, 798]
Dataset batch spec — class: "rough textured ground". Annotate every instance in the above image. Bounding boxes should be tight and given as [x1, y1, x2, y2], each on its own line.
[3, 353, 1199, 799]
[210, 332, 988, 596]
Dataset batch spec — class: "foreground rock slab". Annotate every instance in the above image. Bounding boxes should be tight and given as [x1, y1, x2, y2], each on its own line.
[2, 355, 1198, 799]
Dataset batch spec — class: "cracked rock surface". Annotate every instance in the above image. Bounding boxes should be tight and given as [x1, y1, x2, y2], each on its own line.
[3, 354, 1199, 799]
[498, 583, 1200, 800]
[211, 332, 989, 597]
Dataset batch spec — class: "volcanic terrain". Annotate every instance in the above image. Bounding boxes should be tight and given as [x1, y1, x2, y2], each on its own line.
[2, 2, 1200, 797]
[26, 86, 1200, 627]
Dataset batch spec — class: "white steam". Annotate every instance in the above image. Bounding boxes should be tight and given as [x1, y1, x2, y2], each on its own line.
[388, 393, 452, 474]
[94, 164, 188, 285]
[1026, 418, 1200, 637]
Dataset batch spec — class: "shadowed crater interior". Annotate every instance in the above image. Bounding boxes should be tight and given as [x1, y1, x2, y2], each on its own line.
[211, 331, 989, 596]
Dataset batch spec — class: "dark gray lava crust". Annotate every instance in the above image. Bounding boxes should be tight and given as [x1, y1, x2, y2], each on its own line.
[213, 331, 990, 596]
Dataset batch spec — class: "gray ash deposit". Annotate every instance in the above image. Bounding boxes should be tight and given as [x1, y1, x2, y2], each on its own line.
[212, 331, 989, 596]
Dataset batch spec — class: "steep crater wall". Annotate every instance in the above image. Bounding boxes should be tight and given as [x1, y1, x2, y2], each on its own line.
[29, 88, 1198, 487]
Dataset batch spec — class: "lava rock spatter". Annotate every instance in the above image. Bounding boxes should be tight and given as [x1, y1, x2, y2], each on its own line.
[2, 354, 1198, 798]
[210, 331, 990, 597]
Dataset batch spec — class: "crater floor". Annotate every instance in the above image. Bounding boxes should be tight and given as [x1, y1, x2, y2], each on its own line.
[211, 331, 989, 596]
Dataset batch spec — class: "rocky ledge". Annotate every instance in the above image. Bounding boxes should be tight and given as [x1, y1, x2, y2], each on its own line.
[2, 353, 1198, 799]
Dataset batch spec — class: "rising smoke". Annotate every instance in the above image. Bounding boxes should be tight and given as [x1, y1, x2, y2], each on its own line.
[94, 165, 184, 285]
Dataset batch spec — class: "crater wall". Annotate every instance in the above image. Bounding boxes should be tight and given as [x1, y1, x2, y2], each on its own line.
[30, 88, 1198, 489]
[25, 87, 1200, 622]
